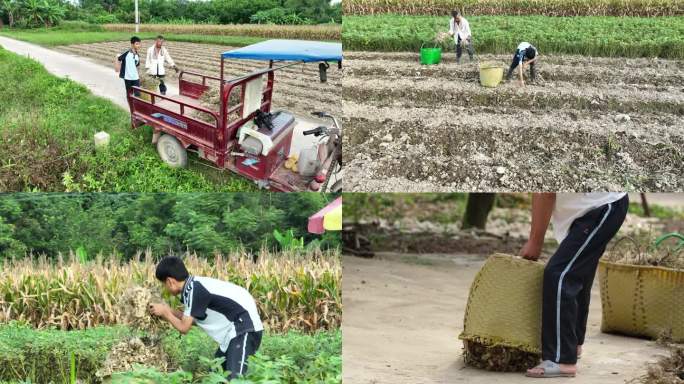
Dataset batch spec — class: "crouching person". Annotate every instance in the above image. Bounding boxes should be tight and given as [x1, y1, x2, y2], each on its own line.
[149, 256, 264, 379]
[506, 42, 539, 86]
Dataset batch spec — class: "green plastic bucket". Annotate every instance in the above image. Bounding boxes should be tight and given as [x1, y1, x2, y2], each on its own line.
[420, 43, 442, 65]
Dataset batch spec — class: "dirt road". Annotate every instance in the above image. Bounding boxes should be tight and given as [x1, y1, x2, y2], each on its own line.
[343, 253, 667, 384]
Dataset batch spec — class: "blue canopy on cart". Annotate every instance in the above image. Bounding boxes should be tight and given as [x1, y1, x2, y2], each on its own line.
[222, 40, 342, 62]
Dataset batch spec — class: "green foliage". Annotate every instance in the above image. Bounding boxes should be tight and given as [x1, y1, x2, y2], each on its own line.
[628, 202, 684, 220]
[0, 324, 341, 384]
[344, 0, 683, 17]
[0, 0, 66, 28]
[0, 193, 341, 259]
[273, 229, 304, 251]
[342, 15, 684, 59]
[250, 7, 311, 25]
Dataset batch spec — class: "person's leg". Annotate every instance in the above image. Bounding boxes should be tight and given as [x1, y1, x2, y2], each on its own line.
[575, 264, 597, 351]
[506, 51, 520, 80]
[456, 36, 463, 63]
[466, 39, 474, 61]
[132, 79, 141, 97]
[537, 196, 629, 370]
[530, 61, 537, 82]
[224, 332, 250, 379]
[158, 75, 167, 95]
[239, 331, 263, 376]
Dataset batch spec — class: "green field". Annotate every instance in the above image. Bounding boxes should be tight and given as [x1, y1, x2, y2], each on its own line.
[0, 29, 265, 47]
[342, 15, 684, 58]
[344, 0, 684, 17]
[0, 324, 341, 383]
[0, 46, 255, 192]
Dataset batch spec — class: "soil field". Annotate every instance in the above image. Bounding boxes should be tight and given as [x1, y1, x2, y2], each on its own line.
[56, 40, 342, 119]
[343, 52, 684, 192]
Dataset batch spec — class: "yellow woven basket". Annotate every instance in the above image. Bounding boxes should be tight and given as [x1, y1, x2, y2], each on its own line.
[599, 260, 684, 341]
[459, 253, 545, 353]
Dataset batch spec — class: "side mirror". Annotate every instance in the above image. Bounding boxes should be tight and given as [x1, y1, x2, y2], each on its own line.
[319, 62, 330, 83]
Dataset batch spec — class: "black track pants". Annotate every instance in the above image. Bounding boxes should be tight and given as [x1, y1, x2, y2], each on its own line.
[541, 195, 628, 364]
[215, 331, 262, 379]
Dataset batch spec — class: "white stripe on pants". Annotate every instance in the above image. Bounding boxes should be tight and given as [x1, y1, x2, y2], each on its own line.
[554, 203, 612, 362]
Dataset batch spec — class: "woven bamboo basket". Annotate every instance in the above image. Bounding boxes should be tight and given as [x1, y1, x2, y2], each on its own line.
[599, 260, 684, 341]
[459, 254, 544, 370]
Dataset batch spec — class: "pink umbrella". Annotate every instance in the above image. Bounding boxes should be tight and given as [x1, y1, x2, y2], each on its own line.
[308, 197, 342, 234]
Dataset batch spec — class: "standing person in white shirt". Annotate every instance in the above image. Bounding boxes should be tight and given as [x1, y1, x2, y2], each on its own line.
[115, 36, 142, 97]
[448, 10, 474, 64]
[520, 193, 629, 378]
[506, 42, 539, 86]
[146, 35, 178, 95]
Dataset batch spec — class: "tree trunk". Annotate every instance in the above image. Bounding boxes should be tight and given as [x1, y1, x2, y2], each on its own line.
[462, 193, 496, 230]
[640, 193, 650, 217]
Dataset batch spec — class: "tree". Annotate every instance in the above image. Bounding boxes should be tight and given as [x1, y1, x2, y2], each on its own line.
[41, 0, 65, 27]
[462, 193, 496, 230]
[22, 0, 45, 27]
[0, 0, 20, 27]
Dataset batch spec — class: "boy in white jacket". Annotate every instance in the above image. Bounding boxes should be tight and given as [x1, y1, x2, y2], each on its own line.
[146, 35, 178, 95]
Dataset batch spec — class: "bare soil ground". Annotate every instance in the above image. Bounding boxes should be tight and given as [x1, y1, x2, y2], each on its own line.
[56, 40, 342, 119]
[342, 52, 684, 192]
[342, 253, 668, 383]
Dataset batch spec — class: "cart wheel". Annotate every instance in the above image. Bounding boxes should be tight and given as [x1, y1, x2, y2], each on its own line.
[157, 134, 187, 168]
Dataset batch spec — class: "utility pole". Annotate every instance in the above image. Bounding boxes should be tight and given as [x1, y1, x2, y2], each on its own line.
[135, 0, 139, 33]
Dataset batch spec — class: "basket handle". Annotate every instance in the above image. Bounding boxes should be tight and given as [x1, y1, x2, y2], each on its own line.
[652, 232, 684, 269]
[653, 232, 684, 251]
[608, 236, 643, 263]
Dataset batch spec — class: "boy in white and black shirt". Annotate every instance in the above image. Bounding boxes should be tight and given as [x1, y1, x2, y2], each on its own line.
[115, 36, 142, 97]
[150, 256, 264, 379]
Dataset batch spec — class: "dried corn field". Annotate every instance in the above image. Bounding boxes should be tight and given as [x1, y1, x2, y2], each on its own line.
[343, 0, 684, 16]
[343, 52, 684, 192]
[103, 23, 341, 41]
[0, 250, 341, 333]
[56, 40, 342, 118]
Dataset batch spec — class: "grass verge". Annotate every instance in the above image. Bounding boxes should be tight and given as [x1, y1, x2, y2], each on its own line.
[0, 46, 254, 191]
[342, 15, 684, 58]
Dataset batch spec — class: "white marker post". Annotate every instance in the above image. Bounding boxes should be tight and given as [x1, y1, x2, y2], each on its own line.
[135, 0, 139, 33]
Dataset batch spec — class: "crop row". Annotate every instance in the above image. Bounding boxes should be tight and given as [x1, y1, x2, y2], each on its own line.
[0, 250, 341, 332]
[342, 15, 684, 58]
[343, 0, 684, 16]
[103, 23, 341, 41]
[0, 324, 340, 383]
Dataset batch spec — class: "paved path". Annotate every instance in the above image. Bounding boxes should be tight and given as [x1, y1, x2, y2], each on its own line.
[0, 36, 179, 109]
[0, 36, 340, 186]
